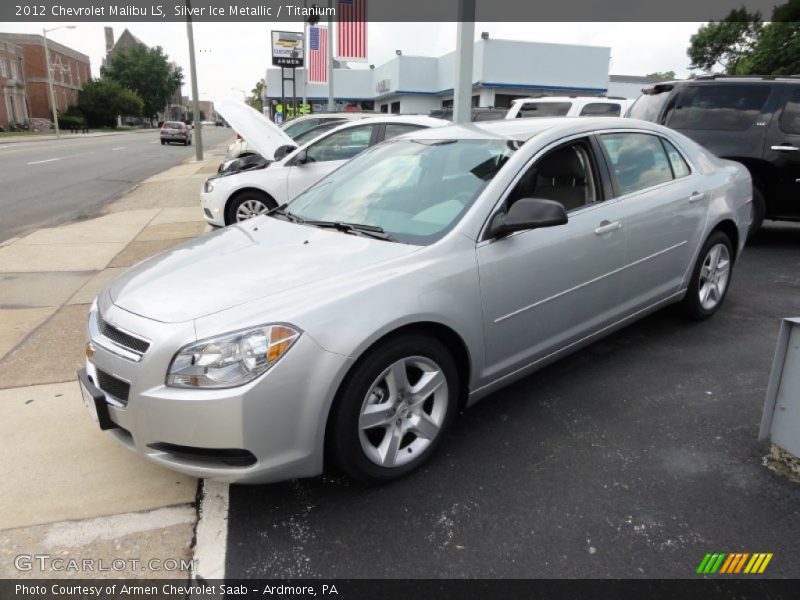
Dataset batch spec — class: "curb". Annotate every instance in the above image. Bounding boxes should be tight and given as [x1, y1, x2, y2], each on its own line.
[192, 480, 229, 586]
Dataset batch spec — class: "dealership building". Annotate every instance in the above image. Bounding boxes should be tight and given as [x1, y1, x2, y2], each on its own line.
[266, 37, 659, 115]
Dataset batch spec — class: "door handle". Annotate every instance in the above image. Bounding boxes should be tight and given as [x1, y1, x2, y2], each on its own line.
[689, 191, 706, 203]
[594, 221, 621, 235]
[771, 144, 799, 152]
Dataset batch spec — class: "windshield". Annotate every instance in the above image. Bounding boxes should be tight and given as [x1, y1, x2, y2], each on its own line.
[287, 139, 518, 245]
[627, 88, 672, 121]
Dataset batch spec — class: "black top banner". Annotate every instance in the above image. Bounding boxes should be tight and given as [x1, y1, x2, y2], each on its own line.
[0, 0, 791, 23]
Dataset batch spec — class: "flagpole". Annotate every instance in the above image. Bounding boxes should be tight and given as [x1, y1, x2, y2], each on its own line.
[302, 0, 307, 111]
[327, 0, 334, 111]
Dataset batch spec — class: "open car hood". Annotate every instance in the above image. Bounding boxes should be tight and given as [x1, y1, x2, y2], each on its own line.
[216, 98, 296, 161]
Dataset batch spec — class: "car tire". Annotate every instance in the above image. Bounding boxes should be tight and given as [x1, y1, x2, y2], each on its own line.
[681, 231, 734, 321]
[161, 140, 166, 145]
[328, 334, 459, 485]
[225, 191, 277, 224]
[748, 186, 765, 240]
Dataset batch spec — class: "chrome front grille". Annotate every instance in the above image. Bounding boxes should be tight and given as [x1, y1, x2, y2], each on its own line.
[96, 312, 150, 360]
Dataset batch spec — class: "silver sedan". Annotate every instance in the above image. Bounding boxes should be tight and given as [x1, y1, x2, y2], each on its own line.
[79, 117, 752, 484]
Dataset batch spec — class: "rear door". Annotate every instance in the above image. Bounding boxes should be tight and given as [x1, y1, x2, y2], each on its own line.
[764, 86, 800, 218]
[597, 131, 708, 314]
[286, 123, 379, 199]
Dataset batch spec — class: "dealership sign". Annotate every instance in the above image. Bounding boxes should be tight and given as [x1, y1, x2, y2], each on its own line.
[272, 31, 304, 67]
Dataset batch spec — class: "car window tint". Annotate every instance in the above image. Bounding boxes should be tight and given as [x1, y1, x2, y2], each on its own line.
[666, 84, 771, 131]
[517, 102, 572, 118]
[661, 139, 691, 179]
[283, 118, 321, 138]
[579, 103, 622, 117]
[600, 133, 674, 195]
[383, 123, 424, 140]
[779, 89, 800, 135]
[305, 125, 376, 162]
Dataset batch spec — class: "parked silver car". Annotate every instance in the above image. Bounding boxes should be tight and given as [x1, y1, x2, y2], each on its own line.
[78, 118, 751, 484]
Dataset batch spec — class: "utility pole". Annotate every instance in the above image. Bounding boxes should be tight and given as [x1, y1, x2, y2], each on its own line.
[327, 0, 334, 111]
[453, 0, 476, 125]
[185, 0, 203, 160]
[42, 25, 75, 137]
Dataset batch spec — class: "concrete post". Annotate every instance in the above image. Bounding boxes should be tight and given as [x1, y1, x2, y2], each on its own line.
[453, 0, 476, 124]
[42, 29, 60, 137]
[185, 0, 203, 161]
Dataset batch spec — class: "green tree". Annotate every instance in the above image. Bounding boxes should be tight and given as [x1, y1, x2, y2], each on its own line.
[246, 79, 265, 112]
[645, 71, 676, 80]
[102, 44, 183, 124]
[77, 78, 144, 128]
[742, 1, 800, 75]
[687, 8, 762, 74]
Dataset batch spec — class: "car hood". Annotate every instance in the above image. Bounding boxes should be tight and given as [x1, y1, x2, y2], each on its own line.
[216, 98, 296, 161]
[107, 218, 420, 323]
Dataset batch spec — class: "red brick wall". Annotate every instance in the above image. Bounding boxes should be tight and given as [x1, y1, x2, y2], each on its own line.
[18, 42, 90, 118]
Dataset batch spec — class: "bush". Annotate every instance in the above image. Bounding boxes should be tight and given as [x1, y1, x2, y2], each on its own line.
[77, 78, 144, 128]
[58, 114, 85, 130]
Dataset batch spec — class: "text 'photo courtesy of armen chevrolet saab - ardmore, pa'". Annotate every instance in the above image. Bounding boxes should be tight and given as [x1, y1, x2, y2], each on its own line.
[0, 0, 798, 598]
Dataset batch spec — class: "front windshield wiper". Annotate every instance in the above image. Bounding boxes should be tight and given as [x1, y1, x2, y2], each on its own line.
[303, 220, 395, 242]
[266, 203, 304, 223]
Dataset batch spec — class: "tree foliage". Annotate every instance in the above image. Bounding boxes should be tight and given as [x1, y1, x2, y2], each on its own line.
[247, 79, 265, 112]
[77, 78, 144, 128]
[102, 44, 183, 122]
[645, 71, 677, 80]
[688, 0, 800, 76]
[687, 8, 763, 73]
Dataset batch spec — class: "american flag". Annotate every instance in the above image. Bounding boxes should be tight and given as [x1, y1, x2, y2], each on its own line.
[308, 25, 328, 84]
[336, 0, 367, 61]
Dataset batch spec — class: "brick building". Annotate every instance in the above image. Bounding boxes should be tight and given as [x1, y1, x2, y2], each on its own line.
[0, 33, 91, 122]
[0, 39, 28, 129]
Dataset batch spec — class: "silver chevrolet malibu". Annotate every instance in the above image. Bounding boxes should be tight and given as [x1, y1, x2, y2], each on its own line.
[79, 115, 752, 484]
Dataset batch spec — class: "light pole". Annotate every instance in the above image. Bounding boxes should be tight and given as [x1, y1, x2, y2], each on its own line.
[185, 0, 203, 161]
[43, 25, 75, 137]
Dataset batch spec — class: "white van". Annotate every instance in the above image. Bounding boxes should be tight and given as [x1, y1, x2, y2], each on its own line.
[505, 96, 631, 119]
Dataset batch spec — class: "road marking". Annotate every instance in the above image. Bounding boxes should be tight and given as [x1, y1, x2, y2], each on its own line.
[192, 480, 228, 583]
[112, 146, 127, 151]
[150, 141, 158, 144]
[27, 158, 60, 165]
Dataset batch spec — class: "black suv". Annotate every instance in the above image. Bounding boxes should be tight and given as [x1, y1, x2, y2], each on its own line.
[628, 76, 800, 235]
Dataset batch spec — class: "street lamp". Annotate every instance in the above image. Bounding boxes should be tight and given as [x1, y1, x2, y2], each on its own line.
[43, 25, 76, 138]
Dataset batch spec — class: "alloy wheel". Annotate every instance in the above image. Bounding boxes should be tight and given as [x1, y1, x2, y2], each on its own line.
[235, 199, 268, 221]
[698, 243, 730, 311]
[358, 356, 449, 468]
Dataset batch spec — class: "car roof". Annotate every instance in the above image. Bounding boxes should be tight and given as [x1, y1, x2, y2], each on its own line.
[400, 116, 658, 142]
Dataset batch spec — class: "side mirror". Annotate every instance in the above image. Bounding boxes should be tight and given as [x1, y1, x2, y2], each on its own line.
[290, 149, 309, 165]
[274, 144, 298, 162]
[489, 198, 568, 238]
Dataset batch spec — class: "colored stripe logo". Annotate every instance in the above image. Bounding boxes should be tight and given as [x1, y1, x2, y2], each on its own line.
[696, 553, 773, 574]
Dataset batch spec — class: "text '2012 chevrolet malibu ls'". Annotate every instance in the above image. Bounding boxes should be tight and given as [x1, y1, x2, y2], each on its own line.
[78, 117, 752, 484]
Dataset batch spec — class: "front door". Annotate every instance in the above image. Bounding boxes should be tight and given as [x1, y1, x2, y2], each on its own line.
[477, 139, 626, 382]
[764, 86, 800, 219]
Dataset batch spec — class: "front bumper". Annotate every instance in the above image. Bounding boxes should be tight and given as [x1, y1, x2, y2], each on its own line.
[83, 298, 352, 483]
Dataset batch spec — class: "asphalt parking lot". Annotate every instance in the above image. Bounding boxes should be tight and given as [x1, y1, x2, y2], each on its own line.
[226, 222, 800, 579]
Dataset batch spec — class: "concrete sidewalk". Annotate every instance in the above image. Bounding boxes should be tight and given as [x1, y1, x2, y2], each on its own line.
[0, 128, 156, 145]
[0, 147, 225, 579]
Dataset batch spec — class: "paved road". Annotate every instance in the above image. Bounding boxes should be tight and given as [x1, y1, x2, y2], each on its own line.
[226, 223, 800, 578]
[0, 127, 232, 242]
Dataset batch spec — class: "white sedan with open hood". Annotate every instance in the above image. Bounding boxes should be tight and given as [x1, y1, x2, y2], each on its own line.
[201, 100, 448, 226]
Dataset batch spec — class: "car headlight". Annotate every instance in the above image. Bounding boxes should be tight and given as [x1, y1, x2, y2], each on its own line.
[203, 179, 215, 193]
[166, 325, 301, 388]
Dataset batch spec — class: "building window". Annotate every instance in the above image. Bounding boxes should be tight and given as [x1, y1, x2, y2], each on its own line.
[390, 101, 400, 114]
[10, 60, 19, 80]
[0, 59, 8, 78]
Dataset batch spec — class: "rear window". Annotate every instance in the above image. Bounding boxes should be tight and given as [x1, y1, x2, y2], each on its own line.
[579, 102, 622, 117]
[666, 84, 771, 131]
[516, 102, 572, 118]
[627, 89, 672, 122]
[164, 121, 184, 128]
[779, 89, 800, 135]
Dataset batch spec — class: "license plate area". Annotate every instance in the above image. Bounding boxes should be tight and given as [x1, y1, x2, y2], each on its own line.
[77, 368, 119, 431]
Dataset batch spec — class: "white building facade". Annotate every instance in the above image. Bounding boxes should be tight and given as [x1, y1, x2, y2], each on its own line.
[266, 38, 620, 115]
